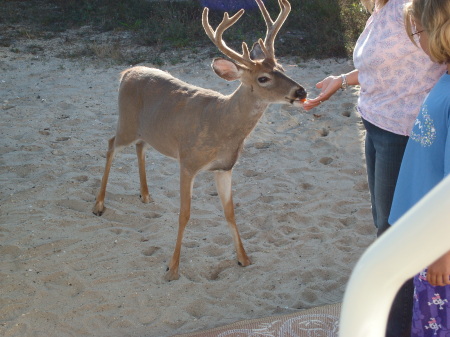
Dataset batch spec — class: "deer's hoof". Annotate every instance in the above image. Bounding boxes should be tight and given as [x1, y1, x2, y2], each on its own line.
[140, 194, 153, 204]
[92, 202, 105, 216]
[238, 257, 251, 267]
[164, 268, 180, 282]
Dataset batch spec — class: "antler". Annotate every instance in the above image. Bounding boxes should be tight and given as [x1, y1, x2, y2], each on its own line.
[202, 8, 256, 69]
[255, 0, 291, 59]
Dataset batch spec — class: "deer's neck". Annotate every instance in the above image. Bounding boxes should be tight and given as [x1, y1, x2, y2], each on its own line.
[204, 84, 268, 144]
[227, 84, 268, 120]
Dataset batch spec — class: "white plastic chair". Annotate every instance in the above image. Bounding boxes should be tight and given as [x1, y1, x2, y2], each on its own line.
[340, 175, 450, 336]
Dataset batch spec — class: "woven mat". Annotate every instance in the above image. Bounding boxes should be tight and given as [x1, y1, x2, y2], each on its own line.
[171, 302, 341, 337]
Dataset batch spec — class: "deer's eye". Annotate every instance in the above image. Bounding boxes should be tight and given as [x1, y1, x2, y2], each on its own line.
[258, 76, 270, 83]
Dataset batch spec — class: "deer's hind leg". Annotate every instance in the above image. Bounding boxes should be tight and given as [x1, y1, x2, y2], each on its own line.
[136, 141, 153, 204]
[93, 136, 117, 216]
[214, 170, 251, 267]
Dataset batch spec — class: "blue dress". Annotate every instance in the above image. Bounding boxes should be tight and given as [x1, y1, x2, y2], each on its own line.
[389, 72, 450, 337]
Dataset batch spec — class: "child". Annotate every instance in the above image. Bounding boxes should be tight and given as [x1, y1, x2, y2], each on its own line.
[388, 0, 450, 335]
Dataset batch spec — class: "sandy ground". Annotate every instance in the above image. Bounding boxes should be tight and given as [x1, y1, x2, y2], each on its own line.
[0, 31, 375, 336]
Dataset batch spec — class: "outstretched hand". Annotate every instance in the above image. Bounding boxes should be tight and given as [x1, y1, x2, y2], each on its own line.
[427, 250, 450, 286]
[303, 75, 343, 111]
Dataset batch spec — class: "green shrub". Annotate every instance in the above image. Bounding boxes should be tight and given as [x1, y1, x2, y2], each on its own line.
[0, 0, 369, 59]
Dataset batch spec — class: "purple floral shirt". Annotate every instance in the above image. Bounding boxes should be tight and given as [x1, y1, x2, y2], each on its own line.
[353, 0, 445, 136]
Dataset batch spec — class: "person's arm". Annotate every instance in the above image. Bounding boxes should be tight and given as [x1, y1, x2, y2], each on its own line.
[303, 69, 359, 111]
[427, 249, 450, 286]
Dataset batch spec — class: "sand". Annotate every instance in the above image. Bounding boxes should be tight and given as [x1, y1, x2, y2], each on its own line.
[0, 30, 375, 337]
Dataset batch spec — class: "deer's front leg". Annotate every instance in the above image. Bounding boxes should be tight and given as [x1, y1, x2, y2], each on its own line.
[214, 170, 251, 267]
[135, 141, 152, 204]
[164, 168, 195, 281]
[93, 137, 116, 216]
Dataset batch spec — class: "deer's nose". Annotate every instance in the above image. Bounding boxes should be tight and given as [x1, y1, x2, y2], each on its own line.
[295, 87, 307, 100]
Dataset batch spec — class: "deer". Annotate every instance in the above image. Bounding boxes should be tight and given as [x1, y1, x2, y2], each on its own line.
[92, 0, 307, 281]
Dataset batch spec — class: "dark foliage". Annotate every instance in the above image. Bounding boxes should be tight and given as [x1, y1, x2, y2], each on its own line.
[0, 0, 369, 59]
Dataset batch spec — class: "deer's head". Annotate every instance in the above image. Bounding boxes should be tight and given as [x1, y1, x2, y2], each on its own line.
[202, 0, 307, 106]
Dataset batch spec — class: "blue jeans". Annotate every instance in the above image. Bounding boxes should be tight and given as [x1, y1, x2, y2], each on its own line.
[362, 118, 409, 237]
[362, 118, 412, 337]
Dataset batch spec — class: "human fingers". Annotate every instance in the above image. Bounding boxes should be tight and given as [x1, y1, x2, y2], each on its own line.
[316, 76, 341, 100]
[435, 274, 446, 287]
[303, 101, 320, 111]
[445, 274, 450, 285]
[302, 76, 340, 111]
[427, 252, 450, 286]
[427, 270, 446, 286]
[302, 97, 327, 111]
[427, 272, 439, 286]
[434, 273, 450, 286]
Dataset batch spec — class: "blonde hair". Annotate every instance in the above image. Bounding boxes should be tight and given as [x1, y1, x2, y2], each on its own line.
[361, 0, 389, 13]
[405, 0, 450, 63]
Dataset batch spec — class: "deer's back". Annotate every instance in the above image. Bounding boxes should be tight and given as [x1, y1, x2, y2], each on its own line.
[117, 67, 240, 166]
[118, 66, 224, 122]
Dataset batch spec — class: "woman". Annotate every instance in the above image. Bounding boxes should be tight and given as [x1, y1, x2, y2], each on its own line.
[303, 0, 445, 336]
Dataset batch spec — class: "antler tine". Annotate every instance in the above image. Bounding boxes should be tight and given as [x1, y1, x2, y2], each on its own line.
[202, 8, 255, 68]
[255, 0, 291, 59]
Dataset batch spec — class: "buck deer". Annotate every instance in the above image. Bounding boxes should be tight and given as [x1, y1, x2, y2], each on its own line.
[92, 0, 307, 281]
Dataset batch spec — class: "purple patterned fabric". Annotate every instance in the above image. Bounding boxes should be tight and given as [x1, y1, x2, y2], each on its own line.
[412, 270, 450, 336]
[200, 0, 261, 10]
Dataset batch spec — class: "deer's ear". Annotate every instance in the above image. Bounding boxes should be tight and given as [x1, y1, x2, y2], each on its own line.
[249, 42, 266, 60]
[211, 58, 243, 81]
